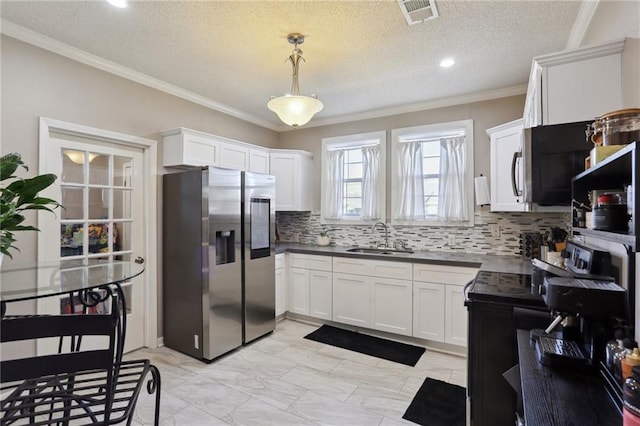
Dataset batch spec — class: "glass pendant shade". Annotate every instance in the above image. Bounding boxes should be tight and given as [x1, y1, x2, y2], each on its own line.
[267, 95, 324, 127]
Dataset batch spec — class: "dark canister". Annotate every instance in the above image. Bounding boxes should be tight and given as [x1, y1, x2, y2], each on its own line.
[593, 204, 629, 232]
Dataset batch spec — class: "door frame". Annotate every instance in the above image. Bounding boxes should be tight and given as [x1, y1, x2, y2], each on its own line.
[38, 117, 159, 349]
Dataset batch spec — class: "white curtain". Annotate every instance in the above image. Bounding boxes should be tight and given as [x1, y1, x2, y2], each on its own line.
[361, 145, 380, 220]
[323, 149, 344, 219]
[438, 136, 468, 221]
[396, 141, 425, 220]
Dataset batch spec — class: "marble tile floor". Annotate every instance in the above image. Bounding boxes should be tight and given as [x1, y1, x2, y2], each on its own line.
[125, 319, 467, 426]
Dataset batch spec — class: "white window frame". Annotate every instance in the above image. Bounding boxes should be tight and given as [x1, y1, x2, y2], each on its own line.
[321, 131, 386, 225]
[391, 119, 474, 226]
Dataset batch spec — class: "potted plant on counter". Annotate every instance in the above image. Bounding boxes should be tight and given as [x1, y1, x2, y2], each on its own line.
[1, 153, 62, 260]
[317, 227, 337, 246]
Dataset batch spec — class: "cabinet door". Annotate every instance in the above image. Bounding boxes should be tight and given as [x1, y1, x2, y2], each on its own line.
[249, 148, 270, 174]
[489, 121, 527, 212]
[545, 53, 622, 125]
[309, 270, 332, 320]
[370, 277, 412, 336]
[288, 268, 309, 315]
[219, 141, 249, 171]
[444, 284, 468, 346]
[412, 281, 445, 342]
[332, 273, 370, 327]
[163, 130, 220, 167]
[270, 153, 298, 210]
[275, 267, 287, 317]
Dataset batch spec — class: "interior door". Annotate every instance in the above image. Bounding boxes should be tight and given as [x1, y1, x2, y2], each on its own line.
[38, 136, 145, 354]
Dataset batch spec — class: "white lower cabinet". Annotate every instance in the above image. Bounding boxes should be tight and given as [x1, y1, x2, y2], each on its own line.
[413, 282, 445, 341]
[413, 263, 478, 347]
[288, 254, 332, 320]
[445, 284, 468, 346]
[370, 277, 412, 336]
[332, 273, 370, 327]
[275, 254, 287, 317]
[309, 270, 332, 320]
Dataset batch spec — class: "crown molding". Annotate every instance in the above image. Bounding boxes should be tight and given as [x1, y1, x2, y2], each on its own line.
[1, 20, 281, 131]
[292, 84, 529, 131]
[565, 0, 600, 50]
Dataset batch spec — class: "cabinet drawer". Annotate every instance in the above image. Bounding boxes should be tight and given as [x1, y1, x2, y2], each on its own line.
[289, 253, 332, 271]
[333, 257, 412, 280]
[275, 253, 285, 270]
[413, 263, 478, 286]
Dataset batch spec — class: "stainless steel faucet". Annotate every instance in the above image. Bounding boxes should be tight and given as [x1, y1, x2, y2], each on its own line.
[370, 222, 390, 248]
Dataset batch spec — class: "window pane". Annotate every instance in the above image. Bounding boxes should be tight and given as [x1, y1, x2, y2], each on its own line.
[113, 156, 133, 187]
[60, 223, 84, 257]
[113, 189, 131, 219]
[89, 188, 109, 220]
[61, 150, 84, 184]
[425, 202, 438, 216]
[344, 198, 362, 216]
[422, 141, 440, 156]
[88, 223, 110, 254]
[346, 149, 362, 163]
[345, 182, 362, 197]
[89, 154, 109, 186]
[347, 163, 363, 179]
[116, 222, 131, 252]
[423, 157, 440, 173]
[61, 187, 83, 220]
[424, 178, 439, 196]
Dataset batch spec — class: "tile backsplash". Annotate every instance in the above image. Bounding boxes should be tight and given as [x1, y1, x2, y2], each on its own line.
[276, 211, 571, 256]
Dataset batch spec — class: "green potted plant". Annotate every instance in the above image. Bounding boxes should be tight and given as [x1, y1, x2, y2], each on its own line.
[317, 227, 337, 246]
[1, 153, 62, 259]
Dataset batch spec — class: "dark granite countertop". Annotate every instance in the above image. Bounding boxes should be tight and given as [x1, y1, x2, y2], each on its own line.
[275, 242, 533, 274]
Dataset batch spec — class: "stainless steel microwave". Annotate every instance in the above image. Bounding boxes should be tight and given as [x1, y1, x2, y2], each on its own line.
[523, 120, 592, 206]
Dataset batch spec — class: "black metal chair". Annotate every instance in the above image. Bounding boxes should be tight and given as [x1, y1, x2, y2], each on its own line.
[0, 288, 161, 425]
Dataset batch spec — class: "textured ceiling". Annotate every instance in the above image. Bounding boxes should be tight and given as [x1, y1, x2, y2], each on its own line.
[1, 1, 583, 130]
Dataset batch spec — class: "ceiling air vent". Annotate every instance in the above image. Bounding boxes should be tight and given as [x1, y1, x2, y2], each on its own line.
[397, 0, 439, 25]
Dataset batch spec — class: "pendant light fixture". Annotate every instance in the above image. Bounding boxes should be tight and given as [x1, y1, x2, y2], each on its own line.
[267, 33, 323, 128]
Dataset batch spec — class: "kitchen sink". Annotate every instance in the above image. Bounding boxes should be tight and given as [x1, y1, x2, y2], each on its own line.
[345, 247, 414, 255]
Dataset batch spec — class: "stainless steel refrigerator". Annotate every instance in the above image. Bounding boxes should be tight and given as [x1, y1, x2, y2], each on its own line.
[162, 166, 275, 361]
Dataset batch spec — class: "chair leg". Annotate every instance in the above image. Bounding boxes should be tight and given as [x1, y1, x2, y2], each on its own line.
[149, 365, 162, 426]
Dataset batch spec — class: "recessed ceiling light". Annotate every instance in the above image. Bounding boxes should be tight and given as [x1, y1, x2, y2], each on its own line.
[106, 0, 127, 8]
[440, 58, 455, 68]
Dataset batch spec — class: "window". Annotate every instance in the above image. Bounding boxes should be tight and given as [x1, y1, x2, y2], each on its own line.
[391, 120, 474, 226]
[321, 131, 386, 224]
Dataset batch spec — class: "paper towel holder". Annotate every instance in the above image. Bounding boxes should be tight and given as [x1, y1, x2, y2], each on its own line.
[474, 174, 491, 206]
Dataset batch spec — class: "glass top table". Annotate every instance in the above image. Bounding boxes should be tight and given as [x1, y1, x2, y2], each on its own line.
[0, 259, 145, 303]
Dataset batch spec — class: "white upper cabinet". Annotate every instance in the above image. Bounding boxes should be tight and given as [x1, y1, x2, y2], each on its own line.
[249, 148, 270, 174]
[161, 127, 272, 173]
[219, 141, 249, 171]
[487, 119, 528, 212]
[270, 150, 313, 211]
[161, 128, 220, 168]
[523, 38, 638, 128]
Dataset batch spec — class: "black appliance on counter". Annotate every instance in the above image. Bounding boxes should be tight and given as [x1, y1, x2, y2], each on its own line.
[465, 271, 549, 426]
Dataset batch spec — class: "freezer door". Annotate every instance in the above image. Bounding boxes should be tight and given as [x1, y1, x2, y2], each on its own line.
[242, 171, 276, 343]
[203, 167, 243, 360]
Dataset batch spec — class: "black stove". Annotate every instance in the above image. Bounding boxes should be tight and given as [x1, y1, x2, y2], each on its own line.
[468, 270, 545, 307]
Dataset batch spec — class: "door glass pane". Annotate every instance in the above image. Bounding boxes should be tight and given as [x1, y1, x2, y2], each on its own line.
[113, 189, 131, 219]
[60, 223, 84, 257]
[116, 222, 131, 252]
[61, 187, 83, 220]
[89, 188, 109, 219]
[61, 150, 84, 184]
[88, 223, 110, 254]
[114, 156, 133, 187]
[89, 154, 109, 185]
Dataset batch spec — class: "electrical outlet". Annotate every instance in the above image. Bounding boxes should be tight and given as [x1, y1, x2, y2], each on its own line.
[490, 224, 501, 238]
[448, 234, 456, 246]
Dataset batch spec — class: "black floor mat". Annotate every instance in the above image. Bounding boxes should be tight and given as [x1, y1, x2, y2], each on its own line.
[303, 325, 425, 366]
[402, 377, 466, 426]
